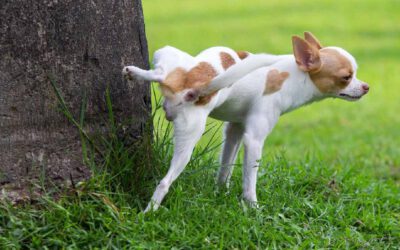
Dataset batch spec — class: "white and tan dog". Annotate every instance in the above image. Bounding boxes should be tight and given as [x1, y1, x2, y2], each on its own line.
[123, 32, 369, 212]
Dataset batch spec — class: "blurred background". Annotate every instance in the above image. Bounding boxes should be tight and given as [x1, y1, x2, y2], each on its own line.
[143, 0, 399, 180]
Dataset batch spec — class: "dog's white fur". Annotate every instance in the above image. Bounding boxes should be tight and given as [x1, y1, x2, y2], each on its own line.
[123, 32, 369, 212]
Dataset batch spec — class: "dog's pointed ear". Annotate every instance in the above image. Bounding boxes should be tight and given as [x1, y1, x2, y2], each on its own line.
[292, 36, 321, 72]
[304, 31, 323, 49]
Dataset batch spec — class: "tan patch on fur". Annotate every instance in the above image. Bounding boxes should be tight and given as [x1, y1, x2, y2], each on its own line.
[264, 70, 289, 95]
[220, 52, 236, 70]
[236, 51, 249, 60]
[189, 62, 218, 105]
[163, 67, 187, 93]
[186, 62, 217, 89]
[195, 91, 218, 105]
[162, 62, 218, 105]
[310, 48, 353, 93]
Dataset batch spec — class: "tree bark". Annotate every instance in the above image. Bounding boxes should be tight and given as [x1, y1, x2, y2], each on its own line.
[0, 0, 150, 189]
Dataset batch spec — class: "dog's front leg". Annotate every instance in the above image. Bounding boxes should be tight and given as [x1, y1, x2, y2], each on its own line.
[217, 122, 244, 188]
[242, 114, 278, 206]
[144, 112, 207, 212]
[242, 133, 264, 205]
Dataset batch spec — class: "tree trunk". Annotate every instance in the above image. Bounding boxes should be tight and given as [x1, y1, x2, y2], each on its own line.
[0, 0, 150, 191]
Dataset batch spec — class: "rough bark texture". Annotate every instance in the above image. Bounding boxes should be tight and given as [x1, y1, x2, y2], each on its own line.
[0, 0, 150, 193]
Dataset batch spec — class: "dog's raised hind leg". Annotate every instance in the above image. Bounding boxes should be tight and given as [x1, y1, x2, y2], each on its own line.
[123, 65, 165, 82]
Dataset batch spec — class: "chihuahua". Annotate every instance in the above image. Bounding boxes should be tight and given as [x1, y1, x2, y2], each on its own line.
[123, 32, 369, 212]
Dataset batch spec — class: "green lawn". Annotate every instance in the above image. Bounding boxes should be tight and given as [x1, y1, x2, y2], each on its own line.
[1, 0, 399, 248]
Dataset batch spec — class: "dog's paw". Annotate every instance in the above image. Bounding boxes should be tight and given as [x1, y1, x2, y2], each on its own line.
[215, 181, 231, 195]
[247, 200, 259, 209]
[143, 200, 162, 213]
[241, 198, 259, 212]
[122, 66, 134, 80]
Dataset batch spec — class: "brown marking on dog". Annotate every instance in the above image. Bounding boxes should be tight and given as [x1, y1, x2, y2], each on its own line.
[187, 62, 218, 105]
[220, 52, 236, 70]
[162, 62, 219, 105]
[293, 35, 354, 94]
[195, 91, 218, 105]
[264, 69, 289, 95]
[163, 67, 187, 94]
[236, 51, 249, 60]
[309, 48, 353, 93]
[186, 62, 218, 89]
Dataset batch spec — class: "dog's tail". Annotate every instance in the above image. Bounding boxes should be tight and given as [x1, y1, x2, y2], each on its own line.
[199, 54, 285, 96]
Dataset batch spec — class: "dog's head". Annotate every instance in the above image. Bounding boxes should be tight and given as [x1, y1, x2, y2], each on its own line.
[292, 32, 369, 101]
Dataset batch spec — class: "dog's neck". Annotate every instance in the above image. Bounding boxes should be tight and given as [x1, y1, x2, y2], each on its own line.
[273, 56, 324, 114]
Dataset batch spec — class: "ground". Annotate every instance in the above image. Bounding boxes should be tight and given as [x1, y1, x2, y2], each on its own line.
[1, 0, 399, 248]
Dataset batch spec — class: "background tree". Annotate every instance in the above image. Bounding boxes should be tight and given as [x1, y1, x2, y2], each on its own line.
[0, 0, 150, 192]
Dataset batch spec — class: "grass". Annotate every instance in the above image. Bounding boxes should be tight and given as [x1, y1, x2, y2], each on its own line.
[1, 0, 400, 248]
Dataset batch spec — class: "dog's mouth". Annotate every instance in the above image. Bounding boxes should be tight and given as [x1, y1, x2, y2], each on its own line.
[338, 93, 362, 100]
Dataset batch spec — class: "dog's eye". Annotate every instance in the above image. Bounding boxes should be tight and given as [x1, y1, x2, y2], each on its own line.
[342, 75, 352, 81]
